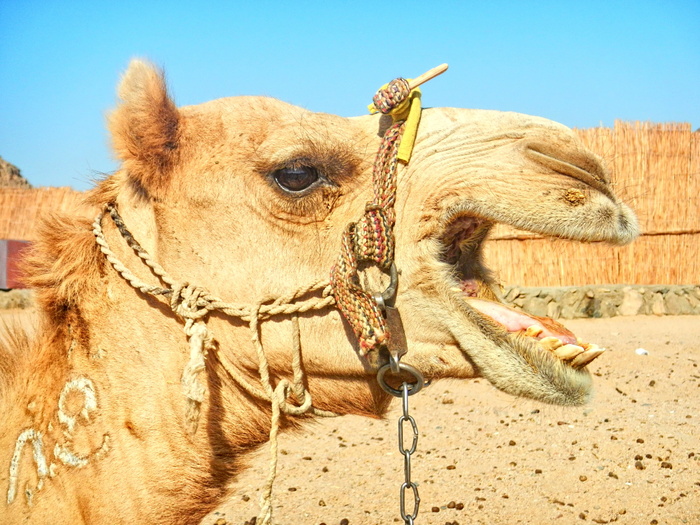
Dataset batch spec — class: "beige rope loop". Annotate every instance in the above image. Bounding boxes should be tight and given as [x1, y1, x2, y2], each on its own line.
[170, 283, 212, 321]
[106, 204, 178, 289]
[94, 203, 340, 524]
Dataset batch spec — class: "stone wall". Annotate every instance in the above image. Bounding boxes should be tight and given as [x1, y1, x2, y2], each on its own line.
[2, 286, 699, 318]
[503, 285, 700, 319]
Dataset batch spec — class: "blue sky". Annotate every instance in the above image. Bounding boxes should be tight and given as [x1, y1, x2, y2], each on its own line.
[1, 0, 698, 190]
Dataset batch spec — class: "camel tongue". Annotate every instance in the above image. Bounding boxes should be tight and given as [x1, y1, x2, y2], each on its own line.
[464, 297, 577, 345]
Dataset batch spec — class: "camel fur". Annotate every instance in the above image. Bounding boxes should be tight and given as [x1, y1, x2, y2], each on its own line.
[0, 60, 638, 524]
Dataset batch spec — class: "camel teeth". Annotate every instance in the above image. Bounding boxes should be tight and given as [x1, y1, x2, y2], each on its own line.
[553, 344, 584, 360]
[450, 287, 463, 293]
[539, 336, 563, 351]
[570, 347, 606, 369]
[524, 325, 544, 338]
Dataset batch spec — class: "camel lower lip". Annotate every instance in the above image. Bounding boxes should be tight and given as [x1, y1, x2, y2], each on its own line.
[455, 292, 606, 370]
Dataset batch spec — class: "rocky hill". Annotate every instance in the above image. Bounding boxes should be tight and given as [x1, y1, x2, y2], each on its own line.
[0, 156, 31, 188]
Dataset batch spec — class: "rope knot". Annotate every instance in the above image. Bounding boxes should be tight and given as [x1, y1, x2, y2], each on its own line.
[371, 78, 411, 115]
[170, 283, 211, 321]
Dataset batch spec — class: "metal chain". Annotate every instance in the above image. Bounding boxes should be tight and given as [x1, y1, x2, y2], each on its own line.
[398, 381, 420, 524]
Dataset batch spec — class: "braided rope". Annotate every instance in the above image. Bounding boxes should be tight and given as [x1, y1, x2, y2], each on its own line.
[92, 73, 427, 524]
[330, 78, 412, 357]
[92, 206, 336, 525]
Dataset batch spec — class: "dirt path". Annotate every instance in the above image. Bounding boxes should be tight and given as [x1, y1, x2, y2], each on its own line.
[206, 316, 700, 525]
[3, 311, 697, 524]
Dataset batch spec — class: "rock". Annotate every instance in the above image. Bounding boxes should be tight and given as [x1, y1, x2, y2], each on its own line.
[598, 297, 620, 318]
[650, 293, 666, 315]
[504, 287, 521, 302]
[687, 291, 700, 309]
[0, 156, 31, 188]
[522, 296, 549, 317]
[690, 286, 700, 302]
[665, 291, 692, 315]
[559, 288, 586, 319]
[619, 287, 644, 316]
[546, 300, 562, 319]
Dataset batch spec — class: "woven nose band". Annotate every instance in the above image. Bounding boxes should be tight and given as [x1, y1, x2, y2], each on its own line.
[330, 78, 412, 357]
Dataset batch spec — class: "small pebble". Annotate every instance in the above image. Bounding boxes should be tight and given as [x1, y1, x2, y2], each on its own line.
[432, 506, 440, 512]
[635, 460, 646, 470]
[635, 348, 649, 355]
[456, 502, 465, 510]
[660, 461, 672, 469]
[340, 519, 349, 525]
[579, 475, 588, 482]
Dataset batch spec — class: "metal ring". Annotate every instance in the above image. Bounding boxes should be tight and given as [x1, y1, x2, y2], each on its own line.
[374, 262, 399, 311]
[376, 362, 425, 397]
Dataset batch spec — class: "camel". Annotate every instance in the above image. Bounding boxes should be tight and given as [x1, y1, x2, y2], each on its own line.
[0, 60, 638, 524]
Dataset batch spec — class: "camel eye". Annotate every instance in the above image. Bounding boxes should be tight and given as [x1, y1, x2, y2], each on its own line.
[273, 166, 320, 193]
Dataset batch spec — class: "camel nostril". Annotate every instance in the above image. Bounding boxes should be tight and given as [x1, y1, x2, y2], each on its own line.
[524, 141, 615, 200]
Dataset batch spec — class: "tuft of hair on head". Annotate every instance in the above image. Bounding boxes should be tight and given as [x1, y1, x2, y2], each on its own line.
[107, 59, 181, 197]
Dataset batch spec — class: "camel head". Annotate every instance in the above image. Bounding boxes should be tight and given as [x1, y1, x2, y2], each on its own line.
[102, 60, 638, 414]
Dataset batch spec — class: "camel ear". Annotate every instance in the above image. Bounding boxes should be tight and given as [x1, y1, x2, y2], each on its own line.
[108, 59, 180, 194]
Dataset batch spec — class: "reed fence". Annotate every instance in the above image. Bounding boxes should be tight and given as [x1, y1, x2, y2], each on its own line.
[1, 121, 698, 286]
[0, 187, 87, 241]
[485, 121, 699, 286]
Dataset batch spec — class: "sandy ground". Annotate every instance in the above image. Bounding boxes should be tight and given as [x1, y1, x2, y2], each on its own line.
[205, 316, 700, 525]
[2, 311, 698, 524]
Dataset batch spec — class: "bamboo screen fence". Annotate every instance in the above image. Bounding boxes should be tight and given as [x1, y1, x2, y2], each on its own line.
[0, 187, 87, 241]
[485, 121, 699, 286]
[0, 121, 698, 285]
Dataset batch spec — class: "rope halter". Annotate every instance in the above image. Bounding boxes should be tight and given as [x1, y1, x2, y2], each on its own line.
[91, 64, 447, 525]
[329, 66, 446, 369]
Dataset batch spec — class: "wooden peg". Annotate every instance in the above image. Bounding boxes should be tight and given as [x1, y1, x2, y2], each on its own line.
[408, 63, 449, 90]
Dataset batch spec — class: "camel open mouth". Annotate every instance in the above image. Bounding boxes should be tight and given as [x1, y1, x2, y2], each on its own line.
[435, 213, 604, 403]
